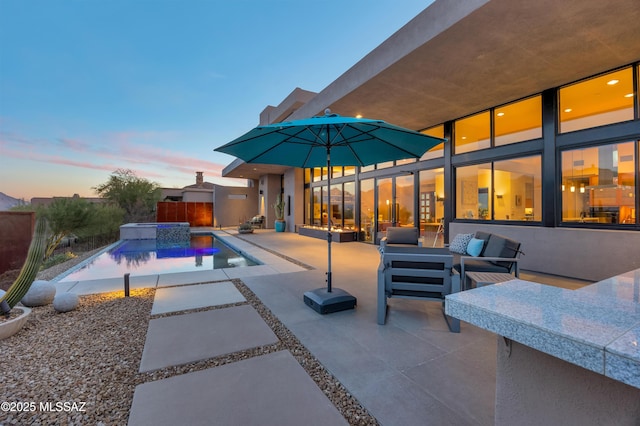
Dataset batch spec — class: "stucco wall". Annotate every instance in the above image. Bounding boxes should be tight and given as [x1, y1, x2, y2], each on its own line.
[450, 223, 640, 282]
[260, 175, 282, 229]
[212, 185, 258, 227]
[182, 190, 213, 203]
[284, 168, 304, 233]
[495, 339, 640, 426]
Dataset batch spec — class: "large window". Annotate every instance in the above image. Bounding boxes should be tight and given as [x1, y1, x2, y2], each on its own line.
[455, 111, 490, 154]
[456, 156, 542, 221]
[456, 163, 492, 219]
[454, 97, 542, 154]
[312, 186, 322, 225]
[304, 187, 311, 224]
[343, 182, 355, 229]
[493, 157, 542, 221]
[420, 124, 445, 160]
[419, 168, 445, 242]
[360, 178, 375, 242]
[559, 67, 635, 133]
[561, 141, 636, 224]
[494, 96, 542, 146]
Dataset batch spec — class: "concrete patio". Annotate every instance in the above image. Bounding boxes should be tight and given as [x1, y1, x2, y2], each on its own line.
[186, 229, 588, 425]
[57, 228, 589, 425]
[228, 230, 552, 425]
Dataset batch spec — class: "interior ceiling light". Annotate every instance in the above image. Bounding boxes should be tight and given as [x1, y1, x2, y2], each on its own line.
[355, 114, 363, 119]
[461, 136, 467, 140]
[607, 79, 619, 85]
[624, 93, 634, 98]
[564, 108, 572, 113]
[496, 112, 505, 117]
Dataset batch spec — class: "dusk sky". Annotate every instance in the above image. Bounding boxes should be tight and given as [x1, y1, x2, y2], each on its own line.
[0, 0, 433, 201]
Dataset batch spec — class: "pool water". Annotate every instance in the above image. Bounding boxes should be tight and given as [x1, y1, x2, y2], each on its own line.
[59, 235, 259, 281]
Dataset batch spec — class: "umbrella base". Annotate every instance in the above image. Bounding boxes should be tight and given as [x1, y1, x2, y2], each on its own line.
[303, 287, 357, 315]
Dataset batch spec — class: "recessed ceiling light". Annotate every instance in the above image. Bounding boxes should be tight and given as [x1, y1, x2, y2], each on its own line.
[624, 93, 634, 98]
[607, 79, 619, 85]
[496, 112, 505, 117]
[564, 108, 572, 113]
[461, 136, 467, 140]
[355, 114, 363, 119]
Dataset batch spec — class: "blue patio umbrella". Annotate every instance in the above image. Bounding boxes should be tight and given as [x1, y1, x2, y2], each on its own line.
[215, 110, 446, 313]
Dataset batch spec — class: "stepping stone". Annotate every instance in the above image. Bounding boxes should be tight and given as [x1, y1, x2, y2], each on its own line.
[139, 305, 278, 372]
[151, 282, 245, 315]
[129, 350, 348, 426]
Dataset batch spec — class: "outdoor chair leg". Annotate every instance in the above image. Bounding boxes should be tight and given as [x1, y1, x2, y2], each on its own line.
[442, 273, 461, 332]
[377, 267, 387, 325]
[442, 311, 460, 333]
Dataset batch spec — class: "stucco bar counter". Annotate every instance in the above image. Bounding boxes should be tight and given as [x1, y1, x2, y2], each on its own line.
[446, 270, 640, 425]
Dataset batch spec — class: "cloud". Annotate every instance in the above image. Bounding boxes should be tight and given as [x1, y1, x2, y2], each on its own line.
[0, 145, 118, 172]
[1, 129, 235, 184]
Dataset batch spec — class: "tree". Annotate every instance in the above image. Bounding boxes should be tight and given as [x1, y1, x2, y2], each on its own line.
[79, 203, 125, 240]
[40, 197, 93, 258]
[93, 169, 162, 223]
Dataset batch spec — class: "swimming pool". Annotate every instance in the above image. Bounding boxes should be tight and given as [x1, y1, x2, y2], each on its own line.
[58, 234, 259, 281]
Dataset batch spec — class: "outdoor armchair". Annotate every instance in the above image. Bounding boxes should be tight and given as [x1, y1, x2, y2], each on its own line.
[249, 215, 265, 229]
[379, 226, 420, 252]
[377, 247, 460, 332]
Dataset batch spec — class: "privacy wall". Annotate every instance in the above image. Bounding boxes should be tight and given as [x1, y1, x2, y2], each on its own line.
[156, 202, 213, 227]
[0, 211, 35, 274]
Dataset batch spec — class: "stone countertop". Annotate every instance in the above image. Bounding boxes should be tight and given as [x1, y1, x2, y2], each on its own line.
[445, 272, 640, 390]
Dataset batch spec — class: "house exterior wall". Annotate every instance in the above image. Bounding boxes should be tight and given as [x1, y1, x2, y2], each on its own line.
[182, 190, 213, 203]
[212, 185, 258, 228]
[258, 175, 282, 229]
[220, 0, 640, 281]
[284, 168, 304, 232]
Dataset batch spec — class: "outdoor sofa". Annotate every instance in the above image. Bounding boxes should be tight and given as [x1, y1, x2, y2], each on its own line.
[379, 227, 523, 289]
[447, 231, 523, 289]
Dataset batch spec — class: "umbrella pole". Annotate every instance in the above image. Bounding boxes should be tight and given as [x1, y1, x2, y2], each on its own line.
[300, 124, 355, 314]
[326, 148, 332, 292]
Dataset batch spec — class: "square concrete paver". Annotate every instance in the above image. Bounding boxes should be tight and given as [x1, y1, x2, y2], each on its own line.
[151, 281, 245, 315]
[66, 275, 158, 295]
[139, 305, 278, 372]
[128, 350, 348, 426]
[156, 269, 228, 287]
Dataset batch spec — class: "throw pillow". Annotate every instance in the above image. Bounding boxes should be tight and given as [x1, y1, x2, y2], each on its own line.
[449, 233, 473, 254]
[466, 238, 484, 257]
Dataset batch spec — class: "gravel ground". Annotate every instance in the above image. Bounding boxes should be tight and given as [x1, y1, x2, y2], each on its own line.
[1, 251, 378, 425]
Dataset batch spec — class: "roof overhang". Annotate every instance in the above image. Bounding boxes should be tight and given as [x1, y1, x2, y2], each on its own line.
[221, 0, 640, 178]
[289, 0, 640, 130]
[221, 158, 291, 180]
